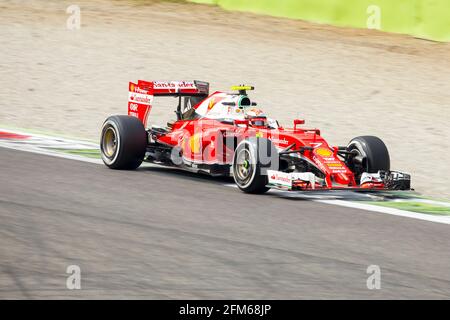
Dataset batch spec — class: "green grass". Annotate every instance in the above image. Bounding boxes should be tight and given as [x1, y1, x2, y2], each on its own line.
[366, 201, 450, 216]
[50, 148, 101, 159]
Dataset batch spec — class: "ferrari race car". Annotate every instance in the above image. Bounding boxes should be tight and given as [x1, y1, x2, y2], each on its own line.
[100, 80, 411, 193]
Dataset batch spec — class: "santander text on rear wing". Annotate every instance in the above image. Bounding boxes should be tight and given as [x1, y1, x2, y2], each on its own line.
[128, 80, 209, 126]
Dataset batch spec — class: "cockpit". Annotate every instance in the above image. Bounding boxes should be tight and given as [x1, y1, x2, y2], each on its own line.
[180, 86, 279, 129]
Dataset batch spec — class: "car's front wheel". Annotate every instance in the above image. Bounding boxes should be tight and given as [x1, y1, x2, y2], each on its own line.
[232, 138, 278, 194]
[100, 115, 147, 169]
[346, 135, 390, 182]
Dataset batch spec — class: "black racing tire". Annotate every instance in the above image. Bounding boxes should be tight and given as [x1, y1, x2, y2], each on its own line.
[100, 115, 147, 170]
[347, 136, 390, 176]
[232, 138, 278, 194]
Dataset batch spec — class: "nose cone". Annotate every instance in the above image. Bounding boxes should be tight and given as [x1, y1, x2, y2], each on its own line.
[334, 173, 351, 185]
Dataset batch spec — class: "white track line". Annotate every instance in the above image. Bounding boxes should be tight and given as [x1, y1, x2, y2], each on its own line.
[1, 128, 449, 225]
[223, 185, 450, 225]
[0, 142, 103, 164]
[0, 128, 102, 164]
[316, 199, 450, 225]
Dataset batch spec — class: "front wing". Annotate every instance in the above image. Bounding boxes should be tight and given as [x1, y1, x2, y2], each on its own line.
[266, 170, 411, 192]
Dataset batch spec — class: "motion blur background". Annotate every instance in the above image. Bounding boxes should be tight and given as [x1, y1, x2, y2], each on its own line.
[0, 0, 449, 198]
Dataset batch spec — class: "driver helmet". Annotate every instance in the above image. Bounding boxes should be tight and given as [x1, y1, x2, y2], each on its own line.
[245, 107, 267, 126]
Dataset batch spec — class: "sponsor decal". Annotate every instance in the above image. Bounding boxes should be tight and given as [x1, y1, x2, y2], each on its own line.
[270, 137, 289, 145]
[313, 156, 348, 174]
[331, 169, 348, 173]
[127, 82, 153, 126]
[153, 81, 196, 89]
[314, 148, 333, 157]
[184, 133, 202, 154]
[327, 163, 344, 167]
[128, 92, 153, 105]
[313, 155, 328, 173]
[129, 82, 150, 94]
[268, 170, 292, 188]
[256, 131, 263, 138]
[129, 103, 139, 112]
[127, 101, 151, 125]
[360, 172, 383, 185]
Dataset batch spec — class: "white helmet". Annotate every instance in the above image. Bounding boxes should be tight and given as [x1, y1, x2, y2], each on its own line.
[245, 107, 266, 118]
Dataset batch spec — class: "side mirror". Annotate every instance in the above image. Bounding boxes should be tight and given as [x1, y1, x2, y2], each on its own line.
[294, 119, 305, 130]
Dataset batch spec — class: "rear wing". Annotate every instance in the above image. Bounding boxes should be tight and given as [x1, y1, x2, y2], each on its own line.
[128, 80, 209, 126]
[135, 80, 209, 96]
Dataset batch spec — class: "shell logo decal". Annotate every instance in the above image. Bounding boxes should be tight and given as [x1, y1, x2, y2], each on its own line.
[181, 134, 202, 154]
[256, 132, 263, 138]
[189, 134, 202, 153]
[314, 148, 333, 157]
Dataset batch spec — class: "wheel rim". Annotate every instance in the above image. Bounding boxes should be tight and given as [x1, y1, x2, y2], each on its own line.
[102, 126, 117, 159]
[351, 149, 364, 175]
[235, 148, 254, 186]
[347, 142, 368, 181]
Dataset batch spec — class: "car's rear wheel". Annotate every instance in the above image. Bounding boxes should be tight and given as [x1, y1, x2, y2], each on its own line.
[100, 115, 147, 169]
[347, 136, 390, 181]
[232, 138, 277, 194]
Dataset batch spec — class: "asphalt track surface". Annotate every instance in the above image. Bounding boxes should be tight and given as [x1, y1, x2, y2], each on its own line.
[1, 147, 449, 299]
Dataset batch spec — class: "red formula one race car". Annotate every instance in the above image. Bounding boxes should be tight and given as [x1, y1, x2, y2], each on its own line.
[100, 80, 411, 193]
